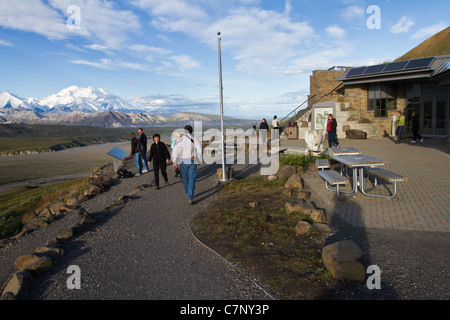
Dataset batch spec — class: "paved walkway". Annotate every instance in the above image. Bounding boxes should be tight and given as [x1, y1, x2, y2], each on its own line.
[281, 135, 450, 233]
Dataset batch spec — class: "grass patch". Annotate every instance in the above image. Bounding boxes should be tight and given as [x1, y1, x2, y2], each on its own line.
[0, 177, 89, 239]
[279, 152, 328, 168]
[191, 176, 341, 299]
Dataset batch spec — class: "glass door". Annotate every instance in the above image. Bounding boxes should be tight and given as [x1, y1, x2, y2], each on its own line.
[422, 97, 433, 134]
[435, 96, 448, 135]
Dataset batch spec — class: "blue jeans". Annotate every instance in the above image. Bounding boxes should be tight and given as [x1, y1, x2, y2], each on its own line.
[134, 152, 142, 174]
[179, 159, 197, 200]
[141, 149, 149, 171]
[396, 126, 404, 142]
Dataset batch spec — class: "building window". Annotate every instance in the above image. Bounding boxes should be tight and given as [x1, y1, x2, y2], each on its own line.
[368, 83, 397, 117]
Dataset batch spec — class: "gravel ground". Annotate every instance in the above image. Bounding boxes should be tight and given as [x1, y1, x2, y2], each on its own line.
[1, 149, 448, 302]
[0, 159, 273, 301]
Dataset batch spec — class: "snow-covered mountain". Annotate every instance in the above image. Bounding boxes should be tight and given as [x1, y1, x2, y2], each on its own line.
[0, 86, 255, 127]
[0, 92, 30, 110]
[31, 85, 135, 115]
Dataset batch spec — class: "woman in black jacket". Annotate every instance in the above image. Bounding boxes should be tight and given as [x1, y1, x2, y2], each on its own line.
[327, 114, 340, 148]
[259, 118, 269, 143]
[148, 133, 170, 189]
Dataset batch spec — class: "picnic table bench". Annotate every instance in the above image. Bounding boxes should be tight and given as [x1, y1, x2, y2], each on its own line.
[317, 153, 407, 200]
[361, 168, 408, 199]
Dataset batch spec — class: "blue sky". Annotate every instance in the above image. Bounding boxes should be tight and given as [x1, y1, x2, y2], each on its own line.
[0, 0, 448, 119]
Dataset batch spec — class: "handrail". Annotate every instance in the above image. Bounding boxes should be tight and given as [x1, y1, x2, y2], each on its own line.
[280, 82, 344, 129]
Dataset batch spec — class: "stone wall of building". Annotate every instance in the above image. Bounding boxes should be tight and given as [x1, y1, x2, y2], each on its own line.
[308, 70, 346, 106]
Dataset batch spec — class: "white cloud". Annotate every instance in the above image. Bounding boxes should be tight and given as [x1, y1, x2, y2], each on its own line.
[169, 55, 201, 71]
[325, 25, 346, 39]
[0, 0, 72, 40]
[390, 16, 415, 34]
[0, 0, 141, 50]
[0, 39, 13, 47]
[69, 58, 148, 71]
[133, 0, 316, 74]
[342, 5, 364, 20]
[412, 22, 448, 40]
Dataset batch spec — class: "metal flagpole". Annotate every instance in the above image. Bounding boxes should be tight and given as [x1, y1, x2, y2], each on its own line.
[217, 32, 228, 182]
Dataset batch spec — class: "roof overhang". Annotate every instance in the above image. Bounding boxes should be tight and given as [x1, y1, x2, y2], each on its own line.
[341, 70, 432, 85]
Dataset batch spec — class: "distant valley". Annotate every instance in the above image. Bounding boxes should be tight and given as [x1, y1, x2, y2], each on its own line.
[0, 86, 255, 128]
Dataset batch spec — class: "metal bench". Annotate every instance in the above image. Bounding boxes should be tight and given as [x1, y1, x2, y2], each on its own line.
[360, 168, 407, 199]
[316, 159, 331, 170]
[318, 170, 352, 200]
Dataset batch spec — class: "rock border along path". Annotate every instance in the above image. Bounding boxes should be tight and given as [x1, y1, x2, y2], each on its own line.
[0, 158, 273, 300]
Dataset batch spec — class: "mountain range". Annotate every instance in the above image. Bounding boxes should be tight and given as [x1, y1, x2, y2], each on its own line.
[0, 86, 253, 128]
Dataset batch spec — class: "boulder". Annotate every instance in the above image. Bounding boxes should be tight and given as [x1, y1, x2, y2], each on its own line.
[1, 271, 32, 298]
[296, 221, 312, 235]
[284, 174, 303, 190]
[249, 201, 260, 208]
[322, 240, 365, 281]
[277, 165, 296, 179]
[285, 202, 326, 223]
[56, 227, 75, 240]
[312, 223, 332, 232]
[13, 255, 52, 274]
[34, 245, 64, 257]
[21, 211, 38, 225]
[346, 129, 367, 139]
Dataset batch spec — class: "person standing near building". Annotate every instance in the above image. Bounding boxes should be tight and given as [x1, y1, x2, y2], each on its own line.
[411, 111, 424, 143]
[172, 125, 203, 205]
[148, 133, 170, 190]
[327, 114, 340, 148]
[138, 128, 149, 173]
[395, 110, 406, 144]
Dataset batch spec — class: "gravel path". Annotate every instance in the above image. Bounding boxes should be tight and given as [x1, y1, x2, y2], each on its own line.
[0, 159, 273, 300]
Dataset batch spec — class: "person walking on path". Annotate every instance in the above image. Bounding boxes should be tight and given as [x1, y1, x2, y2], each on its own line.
[395, 110, 406, 144]
[411, 111, 424, 143]
[259, 118, 269, 144]
[129, 132, 143, 176]
[138, 128, 150, 173]
[171, 130, 182, 178]
[148, 133, 171, 190]
[171, 125, 203, 205]
[327, 114, 340, 148]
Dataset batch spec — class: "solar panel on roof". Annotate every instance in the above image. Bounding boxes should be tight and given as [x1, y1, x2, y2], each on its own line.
[382, 61, 409, 73]
[363, 64, 387, 75]
[404, 57, 434, 70]
[346, 67, 368, 78]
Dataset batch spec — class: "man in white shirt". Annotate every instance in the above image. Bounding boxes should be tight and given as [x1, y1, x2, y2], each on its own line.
[172, 125, 203, 204]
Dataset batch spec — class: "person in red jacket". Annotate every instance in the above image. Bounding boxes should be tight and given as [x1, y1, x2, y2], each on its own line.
[327, 114, 340, 148]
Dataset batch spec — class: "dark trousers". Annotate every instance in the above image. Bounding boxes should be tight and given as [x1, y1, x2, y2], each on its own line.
[412, 127, 422, 141]
[328, 131, 339, 148]
[153, 161, 168, 187]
